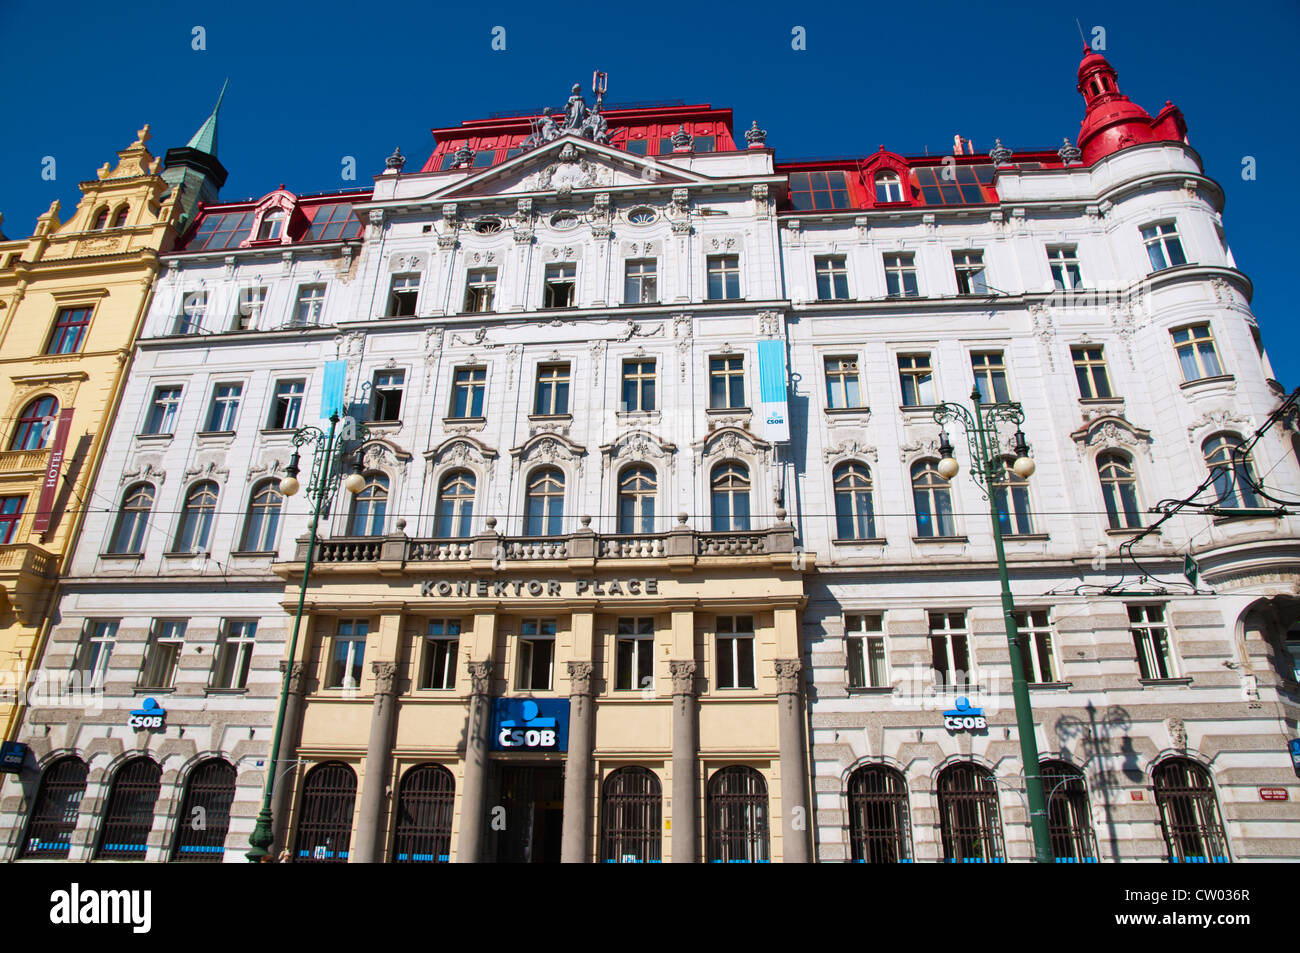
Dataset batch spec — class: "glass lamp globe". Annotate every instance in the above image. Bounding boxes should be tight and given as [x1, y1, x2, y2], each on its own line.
[1012, 455, 1036, 479]
[278, 475, 300, 497]
[937, 456, 960, 480]
[343, 471, 367, 495]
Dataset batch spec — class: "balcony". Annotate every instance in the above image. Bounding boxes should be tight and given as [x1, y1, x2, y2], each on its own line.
[0, 448, 49, 476]
[0, 543, 58, 625]
[286, 521, 797, 572]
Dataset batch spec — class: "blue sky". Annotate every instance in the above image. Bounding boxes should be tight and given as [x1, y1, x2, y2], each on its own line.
[2, 0, 1295, 387]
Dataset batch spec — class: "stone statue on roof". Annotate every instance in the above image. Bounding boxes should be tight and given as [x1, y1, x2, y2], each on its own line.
[564, 84, 588, 129]
[582, 103, 609, 145]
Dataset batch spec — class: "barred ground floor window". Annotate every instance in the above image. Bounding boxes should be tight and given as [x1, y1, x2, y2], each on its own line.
[95, 757, 163, 860]
[393, 763, 455, 863]
[846, 764, 911, 862]
[936, 762, 1005, 863]
[171, 758, 237, 862]
[1040, 761, 1098, 863]
[1153, 758, 1230, 863]
[293, 761, 357, 863]
[20, 756, 88, 859]
[707, 765, 770, 863]
[600, 766, 662, 863]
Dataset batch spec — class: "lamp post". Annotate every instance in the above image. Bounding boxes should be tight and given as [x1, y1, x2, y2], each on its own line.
[933, 387, 1052, 863]
[246, 412, 369, 862]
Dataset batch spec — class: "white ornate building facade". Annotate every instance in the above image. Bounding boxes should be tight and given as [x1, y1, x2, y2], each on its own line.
[2, 50, 1298, 863]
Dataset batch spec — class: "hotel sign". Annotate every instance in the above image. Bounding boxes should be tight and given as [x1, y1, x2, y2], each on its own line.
[420, 578, 661, 598]
[32, 408, 75, 534]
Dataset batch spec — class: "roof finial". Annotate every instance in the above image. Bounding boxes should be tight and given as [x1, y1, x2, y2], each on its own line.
[1076, 17, 1088, 51]
[186, 79, 228, 157]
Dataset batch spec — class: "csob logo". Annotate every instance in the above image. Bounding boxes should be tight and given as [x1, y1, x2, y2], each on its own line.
[943, 697, 987, 733]
[127, 697, 166, 731]
[497, 699, 558, 749]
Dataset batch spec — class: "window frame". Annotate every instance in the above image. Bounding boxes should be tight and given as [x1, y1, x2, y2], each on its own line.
[46, 306, 93, 355]
[0, 495, 26, 544]
[952, 250, 988, 296]
[710, 461, 751, 532]
[172, 480, 219, 554]
[620, 359, 656, 412]
[614, 617, 655, 691]
[110, 483, 154, 555]
[449, 366, 487, 419]
[845, 613, 887, 689]
[706, 254, 741, 301]
[463, 268, 498, 313]
[912, 459, 957, 538]
[369, 368, 406, 423]
[1141, 221, 1187, 273]
[143, 385, 183, 436]
[292, 284, 327, 327]
[240, 479, 283, 553]
[883, 252, 920, 298]
[434, 470, 476, 539]
[533, 362, 572, 417]
[708, 354, 746, 410]
[1097, 451, 1143, 530]
[971, 350, 1010, 404]
[897, 353, 935, 407]
[928, 611, 973, 690]
[211, 620, 257, 691]
[138, 619, 186, 690]
[813, 255, 850, 301]
[1047, 246, 1084, 292]
[524, 467, 565, 537]
[327, 619, 369, 690]
[348, 472, 389, 537]
[204, 382, 243, 433]
[1128, 604, 1177, 681]
[388, 273, 420, 317]
[1171, 323, 1224, 382]
[833, 461, 876, 540]
[624, 258, 658, 304]
[1070, 345, 1113, 400]
[1012, 609, 1057, 683]
[419, 619, 461, 691]
[715, 615, 756, 690]
[268, 378, 306, 431]
[515, 618, 557, 691]
[543, 262, 577, 310]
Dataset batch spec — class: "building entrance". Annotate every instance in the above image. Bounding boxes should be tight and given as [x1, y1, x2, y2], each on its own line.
[492, 764, 565, 863]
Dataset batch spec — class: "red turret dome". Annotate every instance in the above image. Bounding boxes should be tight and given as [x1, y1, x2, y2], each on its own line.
[1073, 47, 1188, 164]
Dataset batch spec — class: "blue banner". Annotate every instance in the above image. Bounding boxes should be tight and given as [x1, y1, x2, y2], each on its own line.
[320, 360, 348, 419]
[490, 698, 570, 751]
[756, 339, 790, 442]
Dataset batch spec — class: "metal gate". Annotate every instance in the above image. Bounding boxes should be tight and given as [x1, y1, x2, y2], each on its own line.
[20, 757, 88, 858]
[936, 763, 1005, 863]
[494, 764, 564, 863]
[707, 765, 770, 863]
[95, 757, 162, 859]
[600, 766, 662, 863]
[393, 763, 455, 862]
[171, 759, 237, 862]
[1041, 761, 1099, 862]
[293, 761, 357, 863]
[846, 765, 911, 863]
[1153, 758, 1230, 863]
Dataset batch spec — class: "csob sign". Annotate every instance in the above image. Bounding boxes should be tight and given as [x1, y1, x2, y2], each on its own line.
[943, 697, 988, 733]
[0, 740, 29, 774]
[1290, 739, 1300, 780]
[490, 698, 570, 752]
[128, 697, 166, 731]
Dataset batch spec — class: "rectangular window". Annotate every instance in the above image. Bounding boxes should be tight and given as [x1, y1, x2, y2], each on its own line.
[883, 253, 919, 298]
[292, 285, 326, 327]
[625, 139, 649, 156]
[1047, 246, 1083, 291]
[824, 356, 863, 409]
[716, 616, 756, 689]
[534, 363, 571, 416]
[615, 617, 655, 691]
[327, 619, 368, 690]
[1171, 324, 1224, 382]
[788, 171, 851, 210]
[143, 385, 182, 435]
[624, 259, 657, 304]
[1013, 609, 1056, 683]
[204, 383, 243, 432]
[814, 255, 850, 300]
[268, 379, 305, 430]
[543, 263, 576, 309]
[516, 619, 557, 691]
[74, 620, 118, 691]
[464, 268, 497, 313]
[971, 350, 1010, 403]
[845, 614, 887, 689]
[211, 620, 256, 690]
[388, 274, 420, 316]
[1071, 346, 1114, 399]
[370, 369, 405, 422]
[1129, 605, 1176, 680]
[420, 619, 461, 690]
[139, 620, 186, 689]
[953, 250, 988, 295]
[1142, 222, 1187, 272]
[232, 286, 266, 331]
[928, 611, 972, 690]
[620, 360, 656, 412]
[898, 353, 935, 406]
[709, 355, 746, 409]
[914, 164, 994, 205]
[174, 292, 208, 335]
[706, 255, 741, 300]
[450, 366, 487, 418]
[0, 496, 26, 544]
[47, 307, 92, 354]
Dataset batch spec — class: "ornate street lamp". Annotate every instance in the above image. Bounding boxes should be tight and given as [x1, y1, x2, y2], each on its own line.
[933, 387, 1051, 863]
[246, 412, 369, 862]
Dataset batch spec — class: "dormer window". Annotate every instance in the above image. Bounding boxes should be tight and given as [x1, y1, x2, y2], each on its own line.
[875, 172, 903, 203]
[111, 206, 129, 229]
[92, 208, 110, 230]
[258, 210, 285, 241]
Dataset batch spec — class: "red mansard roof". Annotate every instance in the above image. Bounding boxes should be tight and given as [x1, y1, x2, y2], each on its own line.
[176, 187, 371, 253]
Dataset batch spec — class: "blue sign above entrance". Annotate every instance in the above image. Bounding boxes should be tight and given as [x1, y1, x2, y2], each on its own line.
[1289, 739, 1300, 779]
[491, 698, 571, 752]
[0, 740, 28, 773]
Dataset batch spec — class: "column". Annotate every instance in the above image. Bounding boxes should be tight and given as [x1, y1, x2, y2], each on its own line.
[561, 661, 595, 862]
[352, 661, 397, 863]
[670, 660, 699, 863]
[270, 661, 307, 855]
[456, 660, 492, 862]
[775, 658, 811, 863]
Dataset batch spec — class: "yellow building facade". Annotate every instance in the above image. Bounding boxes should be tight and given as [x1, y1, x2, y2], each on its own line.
[0, 127, 180, 739]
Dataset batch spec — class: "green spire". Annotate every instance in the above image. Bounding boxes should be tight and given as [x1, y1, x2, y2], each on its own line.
[187, 79, 228, 157]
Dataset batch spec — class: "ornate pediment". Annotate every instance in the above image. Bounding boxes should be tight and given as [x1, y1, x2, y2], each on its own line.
[426, 435, 498, 474]
[600, 430, 676, 462]
[695, 426, 771, 461]
[1186, 408, 1253, 442]
[1070, 414, 1153, 458]
[823, 440, 878, 465]
[510, 432, 587, 474]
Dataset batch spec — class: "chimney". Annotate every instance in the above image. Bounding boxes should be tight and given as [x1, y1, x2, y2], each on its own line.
[953, 134, 964, 156]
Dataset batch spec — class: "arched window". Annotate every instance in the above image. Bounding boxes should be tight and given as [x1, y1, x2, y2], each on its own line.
[1153, 758, 1230, 863]
[875, 171, 903, 203]
[600, 766, 662, 863]
[936, 763, 1005, 862]
[294, 761, 357, 863]
[1040, 761, 1098, 862]
[524, 467, 565, 536]
[258, 209, 285, 240]
[710, 461, 751, 532]
[20, 756, 88, 858]
[348, 473, 389, 536]
[111, 483, 154, 554]
[95, 757, 162, 860]
[1203, 434, 1262, 510]
[617, 465, 656, 534]
[434, 470, 475, 538]
[992, 457, 1034, 535]
[10, 395, 58, 450]
[241, 479, 283, 552]
[1097, 452, 1142, 529]
[393, 763, 455, 863]
[111, 205, 129, 229]
[707, 765, 769, 863]
[171, 759, 237, 862]
[174, 480, 218, 553]
[846, 765, 911, 862]
[833, 461, 876, 539]
[912, 459, 955, 537]
[92, 207, 110, 230]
